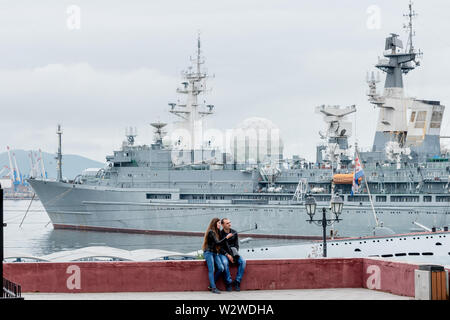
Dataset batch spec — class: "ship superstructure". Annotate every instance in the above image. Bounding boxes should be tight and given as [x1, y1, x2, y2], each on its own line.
[28, 4, 449, 239]
[363, 3, 445, 163]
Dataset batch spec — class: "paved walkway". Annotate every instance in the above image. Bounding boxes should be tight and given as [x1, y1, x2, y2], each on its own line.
[23, 288, 411, 300]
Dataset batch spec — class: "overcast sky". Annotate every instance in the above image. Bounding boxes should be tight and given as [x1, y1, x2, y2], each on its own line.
[1, 0, 449, 163]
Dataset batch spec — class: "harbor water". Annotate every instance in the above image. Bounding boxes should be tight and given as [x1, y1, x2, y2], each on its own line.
[3, 200, 302, 257]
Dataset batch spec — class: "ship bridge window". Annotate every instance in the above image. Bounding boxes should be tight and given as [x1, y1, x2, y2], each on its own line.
[431, 111, 443, 128]
[376, 196, 386, 202]
[436, 196, 450, 202]
[415, 111, 427, 129]
[423, 196, 432, 202]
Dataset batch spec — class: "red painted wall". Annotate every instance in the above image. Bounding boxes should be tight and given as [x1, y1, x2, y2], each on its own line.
[361, 258, 419, 297]
[3, 258, 423, 297]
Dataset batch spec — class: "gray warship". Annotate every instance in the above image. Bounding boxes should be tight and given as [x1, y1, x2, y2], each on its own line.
[29, 4, 449, 238]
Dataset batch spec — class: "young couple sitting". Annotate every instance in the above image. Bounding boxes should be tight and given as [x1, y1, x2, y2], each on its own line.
[202, 217, 247, 294]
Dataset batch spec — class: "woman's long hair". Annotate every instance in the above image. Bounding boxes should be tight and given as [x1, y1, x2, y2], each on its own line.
[202, 218, 221, 251]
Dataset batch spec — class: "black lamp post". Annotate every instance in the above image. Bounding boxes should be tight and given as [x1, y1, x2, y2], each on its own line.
[305, 194, 344, 257]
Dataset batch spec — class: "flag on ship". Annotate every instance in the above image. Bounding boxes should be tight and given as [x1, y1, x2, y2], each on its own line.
[351, 155, 365, 196]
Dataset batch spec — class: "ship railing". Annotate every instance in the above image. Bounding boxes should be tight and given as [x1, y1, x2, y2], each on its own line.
[2, 278, 23, 299]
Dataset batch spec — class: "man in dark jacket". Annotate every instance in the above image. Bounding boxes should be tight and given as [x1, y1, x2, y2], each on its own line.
[219, 218, 247, 291]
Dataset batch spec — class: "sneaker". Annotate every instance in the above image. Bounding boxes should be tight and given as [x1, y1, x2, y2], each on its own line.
[226, 283, 232, 292]
[211, 287, 221, 294]
[234, 281, 241, 292]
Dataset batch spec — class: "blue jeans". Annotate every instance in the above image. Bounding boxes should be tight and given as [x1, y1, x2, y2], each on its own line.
[204, 250, 225, 289]
[220, 254, 246, 284]
[218, 254, 232, 285]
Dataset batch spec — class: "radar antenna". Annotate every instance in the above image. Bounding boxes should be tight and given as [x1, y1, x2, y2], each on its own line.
[150, 121, 167, 144]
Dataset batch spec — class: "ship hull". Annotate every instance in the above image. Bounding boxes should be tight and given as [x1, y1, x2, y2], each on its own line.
[28, 179, 449, 238]
[241, 230, 450, 262]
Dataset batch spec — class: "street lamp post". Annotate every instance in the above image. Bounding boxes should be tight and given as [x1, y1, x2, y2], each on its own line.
[305, 194, 344, 257]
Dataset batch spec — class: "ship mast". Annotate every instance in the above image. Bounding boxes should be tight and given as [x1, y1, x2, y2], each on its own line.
[403, 0, 417, 54]
[169, 32, 214, 151]
[369, 1, 421, 153]
[374, 1, 421, 93]
[56, 124, 63, 182]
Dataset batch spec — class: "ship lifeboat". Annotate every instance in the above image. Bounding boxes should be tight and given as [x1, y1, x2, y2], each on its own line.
[332, 173, 360, 185]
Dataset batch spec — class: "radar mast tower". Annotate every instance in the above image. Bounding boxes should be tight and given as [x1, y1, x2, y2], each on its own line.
[56, 124, 63, 182]
[370, 1, 422, 152]
[168, 32, 214, 150]
[403, 0, 418, 55]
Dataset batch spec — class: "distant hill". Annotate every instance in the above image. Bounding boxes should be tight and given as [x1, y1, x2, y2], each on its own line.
[0, 149, 105, 180]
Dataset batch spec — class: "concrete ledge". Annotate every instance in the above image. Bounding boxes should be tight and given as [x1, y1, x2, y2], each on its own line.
[3, 258, 430, 297]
